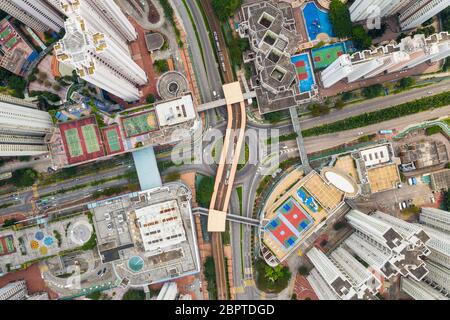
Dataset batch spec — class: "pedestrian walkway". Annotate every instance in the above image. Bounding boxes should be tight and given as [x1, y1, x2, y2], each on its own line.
[289, 107, 309, 167]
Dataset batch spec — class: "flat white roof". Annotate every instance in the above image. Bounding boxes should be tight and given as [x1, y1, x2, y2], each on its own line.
[324, 171, 355, 194]
[136, 200, 186, 253]
[360, 145, 390, 167]
[223, 82, 244, 105]
[155, 95, 196, 127]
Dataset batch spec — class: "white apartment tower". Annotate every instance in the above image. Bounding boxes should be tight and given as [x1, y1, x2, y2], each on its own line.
[419, 207, 450, 233]
[344, 210, 430, 281]
[306, 247, 358, 300]
[0, 95, 53, 156]
[321, 32, 450, 88]
[400, 277, 448, 300]
[350, 0, 450, 31]
[59, 0, 137, 53]
[399, 0, 450, 30]
[0, 281, 27, 300]
[306, 268, 341, 300]
[0, 0, 65, 32]
[55, 2, 147, 102]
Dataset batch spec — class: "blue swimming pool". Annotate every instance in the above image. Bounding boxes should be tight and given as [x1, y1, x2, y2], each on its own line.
[303, 2, 335, 41]
[291, 53, 315, 93]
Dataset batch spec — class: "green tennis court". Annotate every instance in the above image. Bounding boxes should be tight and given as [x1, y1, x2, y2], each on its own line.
[82, 125, 100, 154]
[122, 112, 158, 137]
[106, 129, 121, 152]
[0, 27, 11, 39]
[0, 236, 15, 255]
[65, 128, 83, 157]
[311, 42, 346, 70]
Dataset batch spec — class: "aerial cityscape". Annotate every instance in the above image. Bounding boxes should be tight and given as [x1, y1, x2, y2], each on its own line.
[1, 0, 450, 304]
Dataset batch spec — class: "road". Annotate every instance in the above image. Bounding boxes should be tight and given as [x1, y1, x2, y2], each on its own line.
[303, 105, 450, 153]
[0, 164, 133, 217]
[248, 79, 450, 130]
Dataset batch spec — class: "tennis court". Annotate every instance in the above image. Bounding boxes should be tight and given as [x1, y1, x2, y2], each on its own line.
[102, 126, 124, 155]
[311, 41, 355, 70]
[82, 124, 100, 154]
[64, 128, 83, 158]
[122, 111, 158, 137]
[291, 53, 316, 93]
[0, 235, 15, 256]
[106, 130, 121, 152]
[59, 116, 105, 164]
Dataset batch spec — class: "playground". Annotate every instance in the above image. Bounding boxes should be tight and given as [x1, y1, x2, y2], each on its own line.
[291, 53, 316, 93]
[0, 235, 15, 256]
[311, 41, 355, 70]
[121, 110, 159, 138]
[265, 197, 314, 251]
[102, 126, 125, 155]
[0, 214, 93, 274]
[265, 217, 298, 250]
[59, 116, 105, 165]
[302, 2, 335, 41]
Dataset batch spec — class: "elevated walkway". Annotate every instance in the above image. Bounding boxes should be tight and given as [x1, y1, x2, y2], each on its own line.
[197, 91, 256, 112]
[289, 106, 310, 167]
[193, 207, 260, 227]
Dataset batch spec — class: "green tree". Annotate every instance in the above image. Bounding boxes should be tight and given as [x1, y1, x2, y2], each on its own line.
[211, 0, 243, 21]
[146, 94, 156, 104]
[122, 289, 145, 300]
[329, 0, 352, 38]
[12, 169, 38, 188]
[308, 103, 330, 117]
[352, 25, 372, 50]
[197, 175, 215, 208]
[335, 99, 345, 110]
[153, 59, 169, 73]
[204, 256, 217, 299]
[397, 77, 415, 89]
[298, 265, 310, 276]
[362, 84, 384, 99]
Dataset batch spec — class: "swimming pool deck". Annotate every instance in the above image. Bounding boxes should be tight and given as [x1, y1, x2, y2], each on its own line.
[302, 2, 335, 42]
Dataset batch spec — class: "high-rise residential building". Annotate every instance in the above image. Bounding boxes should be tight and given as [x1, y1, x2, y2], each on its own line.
[349, 0, 408, 23]
[321, 32, 450, 88]
[307, 268, 341, 300]
[59, 0, 137, 54]
[344, 210, 429, 281]
[424, 261, 450, 295]
[419, 207, 450, 233]
[0, 281, 27, 300]
[55, 1, 147, 102]
[55, 14, 147, 101]
[399, 0, 450, 30]
[400, 277, 448, 300]
[329, 247, 382, 298]
[0, 96, 53, 156]
[349, 0, 450, 31]
[418, 224, 450, 270]
[306, 247, 358, 300]
[0, 0, 65, 32]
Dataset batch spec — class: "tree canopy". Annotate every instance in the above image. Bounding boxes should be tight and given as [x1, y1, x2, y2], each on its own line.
[211, 0, 243, 21]
[197, 175, 215, 208]
[352, 25, 372, 50]
[329, 0, 352, 38]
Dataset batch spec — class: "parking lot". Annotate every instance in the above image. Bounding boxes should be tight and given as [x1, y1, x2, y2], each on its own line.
[358, 180, 437, 218]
